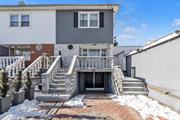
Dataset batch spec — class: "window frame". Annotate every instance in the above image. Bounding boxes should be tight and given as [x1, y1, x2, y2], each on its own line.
[78, 12, 99, 28]
[9, 14, 31, 27]
[10, 14, 19, 27]
[21, 14, 30, 27]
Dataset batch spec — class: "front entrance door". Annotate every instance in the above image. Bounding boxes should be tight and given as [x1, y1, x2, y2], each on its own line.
[85, 72, 104, 91]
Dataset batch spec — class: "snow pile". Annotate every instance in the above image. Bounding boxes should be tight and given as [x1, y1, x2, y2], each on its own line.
[64, 95, 85, 108]
[110, 95, 180, 120]
[0, 100, 46, 120]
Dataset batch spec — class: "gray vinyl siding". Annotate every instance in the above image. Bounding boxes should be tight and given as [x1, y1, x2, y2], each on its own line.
[56, 10, 113, 44]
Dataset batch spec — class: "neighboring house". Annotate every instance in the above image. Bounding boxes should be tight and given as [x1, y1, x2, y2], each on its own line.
[0, 4, 119, 93]
[112, 46, 142, 71]
[126, 30, 180, 111]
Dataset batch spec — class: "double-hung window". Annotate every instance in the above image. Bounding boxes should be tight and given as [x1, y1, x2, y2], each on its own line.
[79, 12, 99, 28]
[21, 15, 30, 27]
[10, 15, 19, 27]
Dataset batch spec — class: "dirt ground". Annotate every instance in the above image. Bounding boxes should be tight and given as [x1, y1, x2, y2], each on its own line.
[39, 94, 168, 120]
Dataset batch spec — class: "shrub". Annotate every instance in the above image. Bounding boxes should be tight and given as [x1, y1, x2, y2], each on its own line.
[14, 71, 23, 92]
[25, 72, 32, 89]
[0, 71, 9, 97]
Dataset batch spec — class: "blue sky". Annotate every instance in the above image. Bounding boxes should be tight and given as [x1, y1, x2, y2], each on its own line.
[0, 0, 180, 46]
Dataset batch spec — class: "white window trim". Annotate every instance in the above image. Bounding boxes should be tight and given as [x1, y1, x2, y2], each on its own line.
[9, 13, 31, 28]
[9, 14, 19, 27]
[78, 11, 99, 28]
[21, 14, 30, 27]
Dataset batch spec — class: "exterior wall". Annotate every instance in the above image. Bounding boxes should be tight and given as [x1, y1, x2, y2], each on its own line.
[30, 44, 54, 62]
[56, 10, 113, 44]
[0, 46, 9, 56]
[54, 44, 79, 67]
[0, 10, 56, 44]
[111, 46, 141, 71]
[129, 37, 180, 111]
[55, 44, 111, 67]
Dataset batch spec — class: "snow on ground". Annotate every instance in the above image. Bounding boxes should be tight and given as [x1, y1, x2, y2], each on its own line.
[110, 95, 180, 120]
[0, 99, 46, 120]
[64, 95, 85, 108]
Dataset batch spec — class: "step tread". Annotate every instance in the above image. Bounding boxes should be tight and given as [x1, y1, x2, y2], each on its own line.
[123, 86, 146, 89]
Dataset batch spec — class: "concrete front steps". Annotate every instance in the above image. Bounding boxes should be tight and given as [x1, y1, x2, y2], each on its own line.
[122, 77, 148, 95]
[36, 68, 72, 102]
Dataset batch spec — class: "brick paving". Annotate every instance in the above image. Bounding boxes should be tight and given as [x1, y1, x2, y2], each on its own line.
[49, 94, 143, 120]
[38, 94, 169, 120]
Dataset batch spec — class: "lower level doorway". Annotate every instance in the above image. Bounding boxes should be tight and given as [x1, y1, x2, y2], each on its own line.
[85, 72, 105, 91]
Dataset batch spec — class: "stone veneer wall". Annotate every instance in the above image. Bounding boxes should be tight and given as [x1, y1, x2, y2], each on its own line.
[54, 44, 79, 67]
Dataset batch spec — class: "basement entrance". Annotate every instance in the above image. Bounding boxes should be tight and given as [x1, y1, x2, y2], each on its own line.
[85, 72, 105, 91]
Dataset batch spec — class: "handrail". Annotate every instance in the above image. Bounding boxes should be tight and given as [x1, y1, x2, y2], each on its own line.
[113, 66, 124, 95]
[5, 56, 25, 78]
[65, 55, 78, 94]
[41, 56, 61, 93]
[66, 55, 77, 75]
[0, 56, 22, 69]
[77, 56, 114, 70]
[22, 55, 54, 78]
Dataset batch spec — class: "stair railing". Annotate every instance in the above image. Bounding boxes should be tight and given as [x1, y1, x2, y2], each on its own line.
[66, 55, 78, 95]
[5, 56, 25, 79]
[41, 56, 61, 93]
[0, 56, 25, 79]
[0, 56, 22, 69]
[22, 55, 53, 79]
[113, 66, 124, 95]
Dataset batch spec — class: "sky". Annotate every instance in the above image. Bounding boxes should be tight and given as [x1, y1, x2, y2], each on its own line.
[0, 0, 180, 46]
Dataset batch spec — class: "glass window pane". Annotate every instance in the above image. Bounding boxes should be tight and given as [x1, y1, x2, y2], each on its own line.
[10, 15, 18, 21]
[21, 15, 29, 21]
[21, 21, 29, 27]
[90, 14, 98, 27]
[80, 14, 88, 27]
[10, 21, 19, 27]
[89, 49, 100, 56]
[101, 49, 107, 56]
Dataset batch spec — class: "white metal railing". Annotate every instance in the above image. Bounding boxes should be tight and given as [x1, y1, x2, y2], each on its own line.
[77, 56, 114, 70]
[66, 55, 78, 95]
[113, 66, 124, 95]
[0, 56, 22, 69]
[41, 56, 61, 93]
[0, 56, 25, 79]
[22, 55, 54, 79]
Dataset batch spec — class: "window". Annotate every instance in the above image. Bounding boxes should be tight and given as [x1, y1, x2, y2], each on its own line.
[80, 14, 88, 27]
[21, 15, 30, 27]
[10, 15, 19, 27]
[90, 14, 98, 27]
[79, 12, 99, 28]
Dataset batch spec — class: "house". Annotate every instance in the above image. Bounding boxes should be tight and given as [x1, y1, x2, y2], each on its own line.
[126, 30, 180, 111]
[0, 4, 120, 95]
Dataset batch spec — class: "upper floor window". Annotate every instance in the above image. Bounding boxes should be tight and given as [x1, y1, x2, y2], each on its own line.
[10, 15, 19, 27]
[21, 15, 30, 27]
[10, 14, 30, 27]
[78, 12, 99, 28]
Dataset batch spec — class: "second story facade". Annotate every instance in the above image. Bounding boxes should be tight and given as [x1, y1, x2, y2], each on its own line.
[0, 4, 119, 66]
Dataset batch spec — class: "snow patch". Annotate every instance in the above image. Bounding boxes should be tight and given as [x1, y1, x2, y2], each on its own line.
[0, 99, 46, 120]
[110, 95, 180, 120]
[64, 95, 85, 108]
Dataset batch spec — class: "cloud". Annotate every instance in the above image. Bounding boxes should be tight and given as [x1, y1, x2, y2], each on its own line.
[118, 34, 136, 40]
[123, 26, 137, 33]
[172, 18, 180, 26]
[141, 23, 148, 29]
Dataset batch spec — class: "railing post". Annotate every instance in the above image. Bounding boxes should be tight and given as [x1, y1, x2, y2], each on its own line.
[42, 74, 49, 94]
